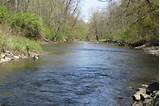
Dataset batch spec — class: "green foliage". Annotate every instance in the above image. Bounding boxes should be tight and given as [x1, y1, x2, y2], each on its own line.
[42, 26, 54, 40]
[89, 0, 159, 44]
[54, 22, 89, 42]
[0, 34, 42, 53]
[9, 13, 44, 38]
[0, 5, 10, 23]
[72, 23, 88, 40]
[113, 26, 140, 43]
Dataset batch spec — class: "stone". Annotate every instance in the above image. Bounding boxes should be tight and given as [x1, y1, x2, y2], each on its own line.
[142, 84, 149, 88]
[31, 53, 40, 60]
[21, 55, 27, 59]
[5, 50, 10, 53]
[140, 93, 151, 100]
[14, 56, 20, 59]
[4, 57, 11, 61]
[132, 83, 159, 106]
[0, 58, 10, 63]
[32, 55, 39, 60]
[138, 88, 146, 93]
[135, 44, 146, 49]
[0, 54, 5, 58]
[133, 88, 147, 101]
[133, 92, 141, 101]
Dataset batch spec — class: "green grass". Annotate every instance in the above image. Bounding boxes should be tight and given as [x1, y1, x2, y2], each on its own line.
[0, 5, 10, 23]
[0, 34, 42, 54]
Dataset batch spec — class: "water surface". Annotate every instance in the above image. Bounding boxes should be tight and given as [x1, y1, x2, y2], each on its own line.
[0, 41, 158, 106]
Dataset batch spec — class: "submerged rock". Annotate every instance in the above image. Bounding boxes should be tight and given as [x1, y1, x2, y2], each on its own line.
[31, 53, 40, 60]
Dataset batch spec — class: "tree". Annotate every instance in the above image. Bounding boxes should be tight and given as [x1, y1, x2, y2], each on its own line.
[88, 0, 158, 45]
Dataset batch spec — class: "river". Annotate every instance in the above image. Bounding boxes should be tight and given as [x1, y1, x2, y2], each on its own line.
[0, 41, 158, 106]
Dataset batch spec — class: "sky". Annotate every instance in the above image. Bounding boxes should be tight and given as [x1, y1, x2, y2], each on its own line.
[80, 0, 108, 22]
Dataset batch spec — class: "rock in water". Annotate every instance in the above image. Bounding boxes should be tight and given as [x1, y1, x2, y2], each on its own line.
[14, 56, 20, 59]
[140, 94, 151, 100]
[32, 54, 39, 60]
[133, 88, 147, 101]
[132, 82, 159, 106]
[142, 84, 149, 88]
[133, 93, 141, 101]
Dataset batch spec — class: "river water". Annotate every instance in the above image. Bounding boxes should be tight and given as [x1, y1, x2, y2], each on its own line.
[0, 41, 158, 106]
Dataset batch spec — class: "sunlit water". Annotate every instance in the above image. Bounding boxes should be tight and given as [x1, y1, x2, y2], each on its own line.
[0, 41, 158, 106]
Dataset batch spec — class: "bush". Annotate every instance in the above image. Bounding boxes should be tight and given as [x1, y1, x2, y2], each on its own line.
[42, 26, 54, 40]
[10, 13, 43, 39]
[0, 5, 10, 23]
[113, 26, 140, 44]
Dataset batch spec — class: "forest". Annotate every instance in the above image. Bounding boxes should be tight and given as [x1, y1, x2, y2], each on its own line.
[0, 0, 88, 54]
[0, 0, 159, 54]
[89, 0, 159, 46]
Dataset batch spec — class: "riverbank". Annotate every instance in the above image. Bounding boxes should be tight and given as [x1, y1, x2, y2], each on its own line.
[104, 39, 159, 56]
[136, 46, 159, 56]
[0, 34, 42, 64]
[0, 50, 40, 64]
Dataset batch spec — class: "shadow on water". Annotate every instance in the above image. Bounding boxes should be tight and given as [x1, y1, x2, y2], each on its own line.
[0, 41, 158, 106]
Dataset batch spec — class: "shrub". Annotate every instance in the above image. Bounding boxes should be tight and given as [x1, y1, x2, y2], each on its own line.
[112, 26, 140, 44]
[0, 5, 10, 23]
[41, 26, 54, 40]
[10, 13, 43, 39]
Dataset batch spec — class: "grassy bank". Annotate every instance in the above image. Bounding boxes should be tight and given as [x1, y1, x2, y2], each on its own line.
[0, 34, 42, 54]
[0, 5, 45, 55]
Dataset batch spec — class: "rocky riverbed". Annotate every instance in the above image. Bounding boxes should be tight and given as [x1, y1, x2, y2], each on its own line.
[0, 50, 39, 64]
[132, 82, 159, 106]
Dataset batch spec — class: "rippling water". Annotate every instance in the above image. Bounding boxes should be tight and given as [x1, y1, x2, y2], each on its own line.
[0, 41, 158, 106]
